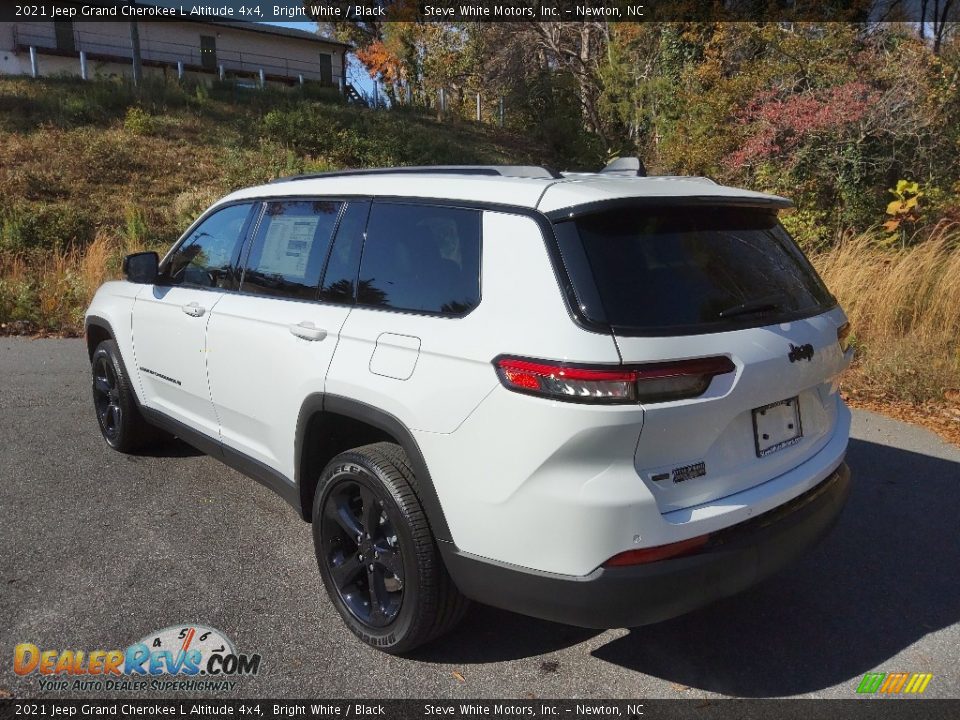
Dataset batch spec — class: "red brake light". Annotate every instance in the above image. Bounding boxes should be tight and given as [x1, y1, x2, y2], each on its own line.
[603, 535, 710, 567]
[496, 358, 638, 403]
[494, 356, 735, 404]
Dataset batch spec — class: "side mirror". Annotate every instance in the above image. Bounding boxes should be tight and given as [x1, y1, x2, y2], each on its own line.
[122, 251, 159, 284]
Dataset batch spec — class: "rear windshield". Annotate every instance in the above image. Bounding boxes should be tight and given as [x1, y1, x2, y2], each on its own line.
[555, 206, 835, 335]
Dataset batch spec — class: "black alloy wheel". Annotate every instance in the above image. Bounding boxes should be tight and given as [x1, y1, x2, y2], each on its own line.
[90, 339, 164, 452]
[92, 353, 123, 441]
[320, 478, 405, 627]
[312, 443, 469, 653]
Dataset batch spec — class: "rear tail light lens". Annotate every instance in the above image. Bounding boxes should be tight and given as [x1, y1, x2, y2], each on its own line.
[837, 322, 852, 353]
[632, 357, 737, 403]
[496, 358, 636, 402]
[494, 356, 735, 404]
[603, 534, 709, 566]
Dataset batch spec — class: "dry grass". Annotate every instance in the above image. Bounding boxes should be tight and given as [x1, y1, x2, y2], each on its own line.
[812, 224, 960, 444]
[0, 233, 151, 335]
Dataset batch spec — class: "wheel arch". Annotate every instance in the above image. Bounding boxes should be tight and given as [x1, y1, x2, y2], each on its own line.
[84, 315, 116, 361]
[295, 394, 453, 543]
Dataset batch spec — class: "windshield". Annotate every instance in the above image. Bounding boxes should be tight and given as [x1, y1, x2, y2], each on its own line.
[555, 206, 835, 336]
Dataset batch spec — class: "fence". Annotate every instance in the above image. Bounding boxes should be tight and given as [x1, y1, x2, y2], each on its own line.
[368, 82, 508, 126]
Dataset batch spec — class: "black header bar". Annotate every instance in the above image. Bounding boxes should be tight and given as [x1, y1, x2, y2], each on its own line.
[0, 1, 944, 24]
[0, 700, 958, 720]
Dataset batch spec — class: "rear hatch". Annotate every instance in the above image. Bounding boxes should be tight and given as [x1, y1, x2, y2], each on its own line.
[554, 204, 850, 512]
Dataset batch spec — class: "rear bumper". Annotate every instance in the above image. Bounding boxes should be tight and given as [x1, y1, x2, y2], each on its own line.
[443, 462, 850, 628]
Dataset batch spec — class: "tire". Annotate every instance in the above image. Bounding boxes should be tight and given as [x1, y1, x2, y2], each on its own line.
[313, 442, 468, 653]
[91, 339, 162, 452]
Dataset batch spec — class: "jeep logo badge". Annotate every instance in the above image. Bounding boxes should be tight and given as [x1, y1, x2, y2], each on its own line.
[788, 343, 815, 363]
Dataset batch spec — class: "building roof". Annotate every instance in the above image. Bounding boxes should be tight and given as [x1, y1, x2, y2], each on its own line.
[210, 21, 350, 49]
[220, 172, 792, 216]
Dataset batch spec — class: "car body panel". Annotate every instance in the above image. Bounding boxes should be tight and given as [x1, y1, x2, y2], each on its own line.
[205, 292, 352, 480]
[130, 284, 226, 439]
[324, 211, 621, 435]
[616, 305, 852, 512]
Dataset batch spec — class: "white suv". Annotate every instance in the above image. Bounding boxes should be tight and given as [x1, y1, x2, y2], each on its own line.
[85, 162, 853, 653]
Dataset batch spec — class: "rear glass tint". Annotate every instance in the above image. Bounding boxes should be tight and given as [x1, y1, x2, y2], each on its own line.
[557, 206, 835, 335]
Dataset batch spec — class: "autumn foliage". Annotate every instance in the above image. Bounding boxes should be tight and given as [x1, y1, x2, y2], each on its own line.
[727, 83, 878, 169]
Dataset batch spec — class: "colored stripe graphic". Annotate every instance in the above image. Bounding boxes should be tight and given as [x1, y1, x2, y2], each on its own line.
[857, 672, 932, 694]
[880, 673, 909, 693]
[857, 673, 886, 693]
[903, 673, 933, 694]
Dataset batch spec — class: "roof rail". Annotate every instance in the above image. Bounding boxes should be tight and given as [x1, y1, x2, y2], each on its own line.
[269, 165, 563, 183]
[598, 157, 647, 177]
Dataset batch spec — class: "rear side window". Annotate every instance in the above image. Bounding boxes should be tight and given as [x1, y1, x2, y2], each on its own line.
[241, 200, 341, 300]
[557, 206, 835, 335]
[357, 203, 481, 316]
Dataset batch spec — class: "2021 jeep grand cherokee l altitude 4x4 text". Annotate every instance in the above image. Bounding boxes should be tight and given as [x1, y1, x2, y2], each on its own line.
[85, 163, 853, 653]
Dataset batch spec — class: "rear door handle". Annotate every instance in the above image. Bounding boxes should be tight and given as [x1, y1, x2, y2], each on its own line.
[181, 302, 206, 317]
[289, 321, 327, 342]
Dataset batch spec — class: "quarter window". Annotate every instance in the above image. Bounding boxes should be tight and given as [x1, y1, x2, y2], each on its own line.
[241, 200, 342, 300]
[164, 203, 253, 289]
[357, 203, 481, 316]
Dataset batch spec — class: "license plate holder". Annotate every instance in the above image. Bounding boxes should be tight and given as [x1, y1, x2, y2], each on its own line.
[752, 397, 803, 457]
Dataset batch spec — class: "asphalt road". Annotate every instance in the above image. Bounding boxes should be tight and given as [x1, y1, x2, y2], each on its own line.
[1, 337, 959, 700]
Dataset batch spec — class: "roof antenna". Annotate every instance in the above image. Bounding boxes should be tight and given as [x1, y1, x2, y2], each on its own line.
[599, 157, 647, 177]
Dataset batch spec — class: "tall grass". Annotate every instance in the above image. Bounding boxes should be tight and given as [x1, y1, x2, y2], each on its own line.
[812, 223, 960, 403]
[0, 233, 148, 333]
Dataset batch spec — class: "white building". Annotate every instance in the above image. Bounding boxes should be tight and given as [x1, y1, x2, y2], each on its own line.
[0, 16, 349, 87]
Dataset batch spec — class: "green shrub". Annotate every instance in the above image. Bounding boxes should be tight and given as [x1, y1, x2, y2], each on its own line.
[0, 275, 40, 326]
[123, 205, 149, 246]
[123, 106, 157, 135]
[0, 203, 95, 252]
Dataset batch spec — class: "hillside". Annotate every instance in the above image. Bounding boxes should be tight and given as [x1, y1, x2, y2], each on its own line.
[0, 75, 554, 334]
[0, 76, 552, 258]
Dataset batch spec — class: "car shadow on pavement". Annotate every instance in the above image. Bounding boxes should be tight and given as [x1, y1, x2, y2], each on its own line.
[132, 437, 205, 458]
[589, 437, 960, 696]
[410, 603, 601, 663]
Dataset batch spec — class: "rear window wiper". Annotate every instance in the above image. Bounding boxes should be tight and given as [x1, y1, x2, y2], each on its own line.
[718, 294, 787, 319]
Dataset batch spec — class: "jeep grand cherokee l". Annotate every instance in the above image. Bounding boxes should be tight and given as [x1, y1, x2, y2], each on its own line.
[85, 163, 853, 652]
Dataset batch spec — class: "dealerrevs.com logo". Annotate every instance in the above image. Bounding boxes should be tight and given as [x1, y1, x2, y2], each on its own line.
[14, 624, 261, 693]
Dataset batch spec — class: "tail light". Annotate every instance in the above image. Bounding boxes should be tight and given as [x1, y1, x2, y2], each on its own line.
[494, 356, 735, 404]
[837, 322, 852, 353]
[603, 534, 709, 567]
